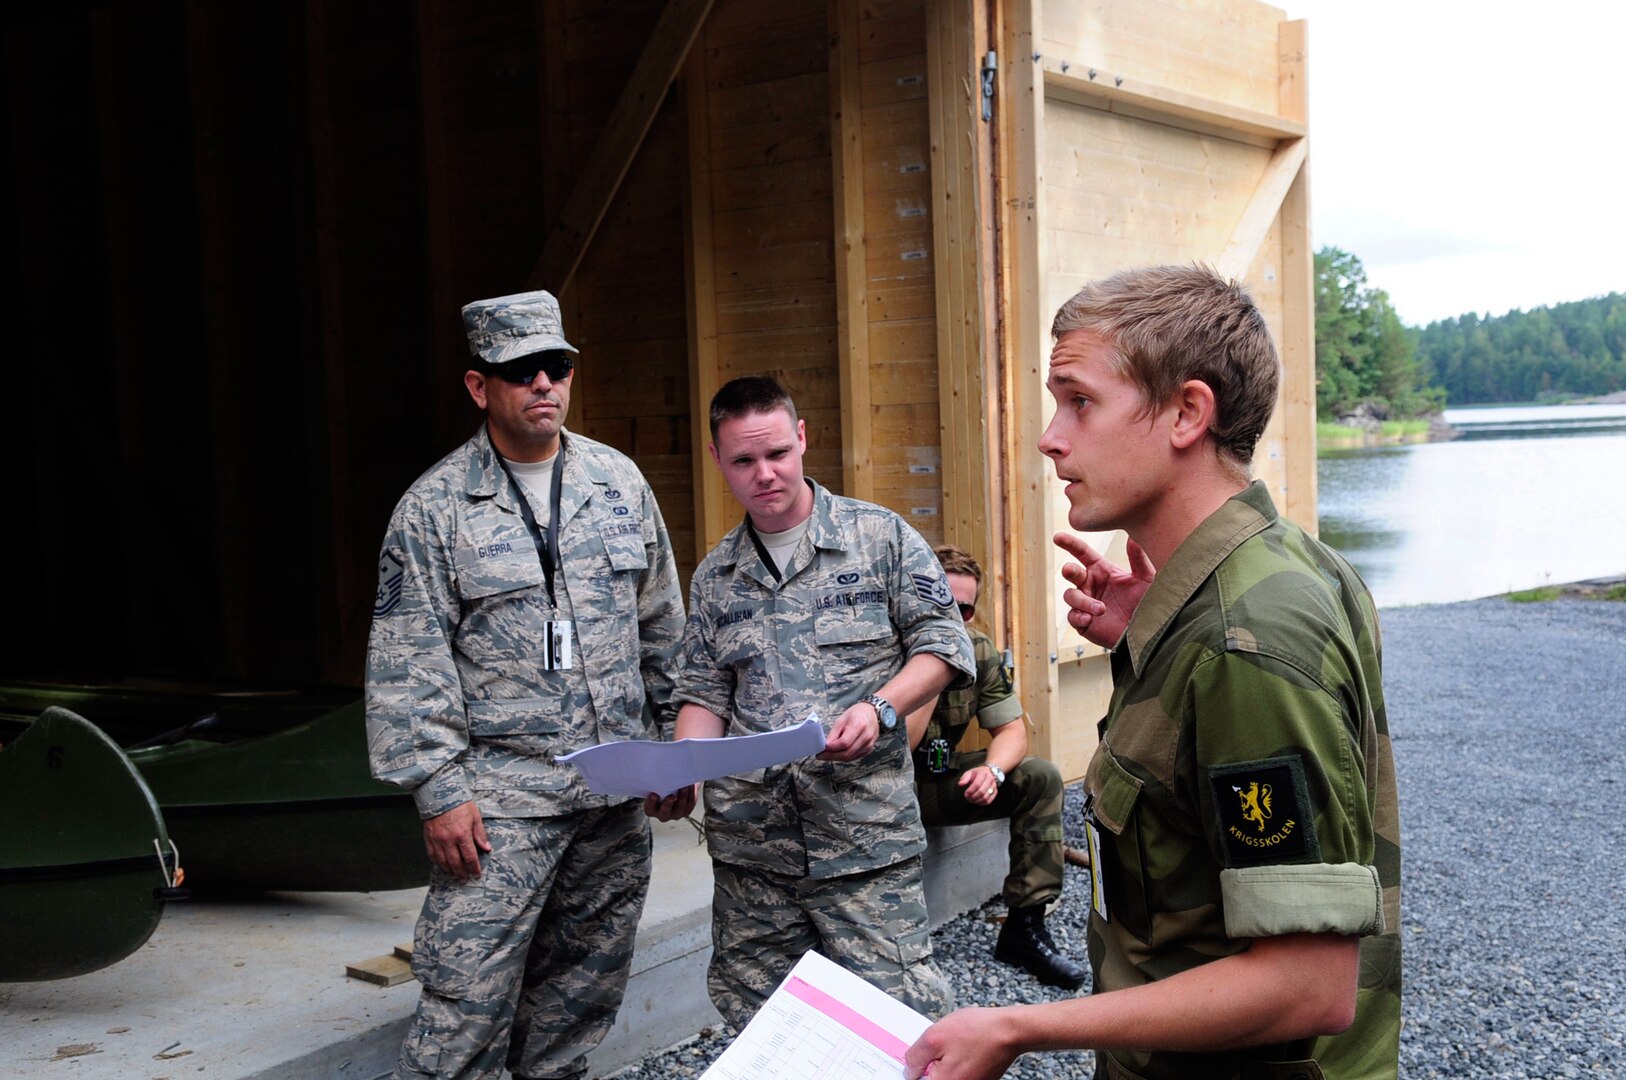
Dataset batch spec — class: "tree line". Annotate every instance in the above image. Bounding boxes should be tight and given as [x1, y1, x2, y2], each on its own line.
[1415, 293, 1626, 405]
[1314, 246, 1626, 414]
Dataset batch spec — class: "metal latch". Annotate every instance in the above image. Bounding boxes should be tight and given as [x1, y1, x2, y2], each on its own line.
[981, 51, 997, 121]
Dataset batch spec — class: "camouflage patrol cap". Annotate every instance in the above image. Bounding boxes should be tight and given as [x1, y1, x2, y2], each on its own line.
[460, 289, 579, 364]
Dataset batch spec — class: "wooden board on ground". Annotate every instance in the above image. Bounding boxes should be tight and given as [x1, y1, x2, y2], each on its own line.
[345, 953, 415, 987]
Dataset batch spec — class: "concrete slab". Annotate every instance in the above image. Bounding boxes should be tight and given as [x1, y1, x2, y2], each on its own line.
[1, 886, 423, 1080]
[922, 820, 1009, 928]
[0, 816, 1005, 1080]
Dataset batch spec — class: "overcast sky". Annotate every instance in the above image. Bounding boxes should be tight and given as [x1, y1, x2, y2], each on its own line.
[1286, 1, 1625, 326]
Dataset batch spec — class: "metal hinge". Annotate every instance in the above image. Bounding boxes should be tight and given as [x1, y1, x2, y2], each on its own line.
[980, 51, 997, 121]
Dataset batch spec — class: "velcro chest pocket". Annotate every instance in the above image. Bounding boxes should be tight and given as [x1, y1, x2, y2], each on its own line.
[599, 519, 649, 573]
[1091, 749, 1144, 836]
[453, 533, 545, 602]
[814, 608, 896, 688]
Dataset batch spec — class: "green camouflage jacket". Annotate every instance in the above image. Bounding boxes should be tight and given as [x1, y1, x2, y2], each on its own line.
[365, 426, 685, 820]
[1084, 481, 1401, 1080]
[921, 627, 1023, 760]
[676, 479, 975, 880]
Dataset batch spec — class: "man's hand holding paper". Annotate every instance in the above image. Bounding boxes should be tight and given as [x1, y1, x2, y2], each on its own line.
[559, 713, 827, 801]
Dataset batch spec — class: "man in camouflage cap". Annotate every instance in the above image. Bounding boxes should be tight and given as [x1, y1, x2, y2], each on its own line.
[907, 544, 1084, 990]
[906, 265, 1401, 1080]
[366, 289, 686, 1080]
[644, 374, 975, 1031]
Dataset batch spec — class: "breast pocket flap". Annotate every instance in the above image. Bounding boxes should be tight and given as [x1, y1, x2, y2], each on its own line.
[1094, 751, 1143, 836]
[814, 610, 892, 646]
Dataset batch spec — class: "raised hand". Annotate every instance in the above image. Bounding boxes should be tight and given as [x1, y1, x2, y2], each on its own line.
[1054, 532, 1156, 648]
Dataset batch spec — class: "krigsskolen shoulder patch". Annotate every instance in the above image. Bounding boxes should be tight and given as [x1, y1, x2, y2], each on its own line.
[1207, 756, 1320, 867]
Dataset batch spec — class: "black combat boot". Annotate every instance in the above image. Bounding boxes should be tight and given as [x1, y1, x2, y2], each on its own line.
[993, 904, 1087, 989]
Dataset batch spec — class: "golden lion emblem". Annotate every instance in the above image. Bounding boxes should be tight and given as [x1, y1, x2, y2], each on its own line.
[1233, 781, 1273, 833]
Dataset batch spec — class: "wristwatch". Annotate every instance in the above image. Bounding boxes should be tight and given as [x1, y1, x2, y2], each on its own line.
[985, 762, 1006, 786]
[864, 694, 898, 732]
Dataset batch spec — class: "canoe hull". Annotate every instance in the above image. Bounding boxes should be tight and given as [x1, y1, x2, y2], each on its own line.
[129, 698, 429, 893]
[161, 795, 426, 892]
[0, 708, 178, 982]
[2, 683, 430, 895]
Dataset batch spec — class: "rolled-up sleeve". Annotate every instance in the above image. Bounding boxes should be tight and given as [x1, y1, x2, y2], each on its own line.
[1192, 648, 1384, 939]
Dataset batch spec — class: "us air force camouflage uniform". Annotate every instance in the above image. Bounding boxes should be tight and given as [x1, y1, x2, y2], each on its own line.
[676, 479, 975, 1029]
[914, 627, 1066, 909]
[1083, 481, 1401, 1080]
[367, 424, 684, 1080]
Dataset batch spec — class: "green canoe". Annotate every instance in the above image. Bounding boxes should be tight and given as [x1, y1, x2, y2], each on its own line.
[0, 682, 429, 894]
[129, 698, 429, 892]
[0, 707, 184, 982]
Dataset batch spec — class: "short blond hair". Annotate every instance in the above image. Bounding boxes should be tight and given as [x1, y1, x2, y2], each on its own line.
[1051, 265, 1280, 466]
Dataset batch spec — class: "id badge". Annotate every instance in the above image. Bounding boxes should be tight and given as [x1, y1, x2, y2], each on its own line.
[1082, 794, 1110, 923]
[543, 620, 574, 670]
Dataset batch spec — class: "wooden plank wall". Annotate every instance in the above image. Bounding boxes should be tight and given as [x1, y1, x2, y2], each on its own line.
[852, 0, 945, 544]
[2, 1, 691, 686]
[686, 0, 843, 550]
[554, 2, 699, 578]
[1004, 0, 1310, 780]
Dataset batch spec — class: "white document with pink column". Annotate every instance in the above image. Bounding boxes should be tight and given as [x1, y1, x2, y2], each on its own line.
[701, 950, 932, 1080]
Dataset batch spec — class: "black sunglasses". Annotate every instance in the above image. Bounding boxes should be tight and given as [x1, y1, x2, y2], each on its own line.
[483, 351, 574, 385]
[957, 602, 976, 620]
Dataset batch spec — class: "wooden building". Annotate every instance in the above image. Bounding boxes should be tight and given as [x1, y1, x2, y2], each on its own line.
[4, 0, 1313, 781]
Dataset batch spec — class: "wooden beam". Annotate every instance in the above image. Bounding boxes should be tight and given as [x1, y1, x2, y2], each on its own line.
[977, 0, 1009, 646]
[1215, 136, 1306, 281]
[830, 0, 873, 500]
[527, 0, 714, 294]
[928, 0, 991, 556]
[1277, 19, 1318, 534]
[1002, 0, 1060, 763]
[1040, 56, 1305, 145]
[682, 49, 733, 555]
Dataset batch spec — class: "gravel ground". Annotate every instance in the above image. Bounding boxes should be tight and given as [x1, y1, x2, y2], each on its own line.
[609, 595, 1626, 1078]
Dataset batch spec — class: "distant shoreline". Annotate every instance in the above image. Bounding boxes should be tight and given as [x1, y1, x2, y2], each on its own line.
[1317, 412, 1456, 450]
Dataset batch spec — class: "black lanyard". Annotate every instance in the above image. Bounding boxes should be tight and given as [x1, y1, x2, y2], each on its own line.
[496, 445, 565, 604]
[744, 517, 782, 582]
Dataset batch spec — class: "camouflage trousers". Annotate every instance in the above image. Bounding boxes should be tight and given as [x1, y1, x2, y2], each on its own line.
[706, 854, 954, 1032]
[395, 803, 651, 1080]
[914, 751, 1065, 909]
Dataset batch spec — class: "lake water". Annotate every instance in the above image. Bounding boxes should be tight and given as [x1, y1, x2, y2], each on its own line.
[1317, 403, 1626, 607]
